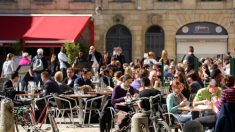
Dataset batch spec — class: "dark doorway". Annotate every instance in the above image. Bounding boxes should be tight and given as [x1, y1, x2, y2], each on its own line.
[106, 24, 132, 63]
[145, 25, 164, 60]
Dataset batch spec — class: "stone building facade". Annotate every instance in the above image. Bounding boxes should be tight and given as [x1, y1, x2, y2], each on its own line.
[0, 0, 235, 62]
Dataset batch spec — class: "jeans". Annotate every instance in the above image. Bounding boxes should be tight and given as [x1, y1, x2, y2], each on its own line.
[174, 112, 192, 123]
[34, 72, 42, 86]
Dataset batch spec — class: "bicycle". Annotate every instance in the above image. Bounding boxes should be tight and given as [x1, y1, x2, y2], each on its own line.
[0, 94, 59, 132]
[29, 94, 59, 132]
[114, 94, 171, 132]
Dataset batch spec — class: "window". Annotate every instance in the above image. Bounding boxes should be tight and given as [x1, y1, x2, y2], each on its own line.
[113, 0, 131, 2]
[200, 0, 223, 1]
[157, 0, 179, 1]
[0, 0, 15, 2]
[34, 0, 52, 1]
[73, 0, 93, 2]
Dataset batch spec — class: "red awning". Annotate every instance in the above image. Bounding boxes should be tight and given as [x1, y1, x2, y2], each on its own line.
[0, 15, 93, 44]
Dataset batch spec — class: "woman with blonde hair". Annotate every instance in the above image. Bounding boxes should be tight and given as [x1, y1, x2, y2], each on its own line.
[159, 49, 170, 65]
[1, 53, 16, 79]
[54, 71, 73, 94]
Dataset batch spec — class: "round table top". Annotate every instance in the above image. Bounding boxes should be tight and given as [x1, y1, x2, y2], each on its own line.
[16, 93, 40, 97]
[87, 91, 112, 95]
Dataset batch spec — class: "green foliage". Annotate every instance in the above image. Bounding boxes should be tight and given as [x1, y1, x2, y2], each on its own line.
[64, 41, 91, 64]
[64, 42, 80, 64]
[10, 39, 25, 55]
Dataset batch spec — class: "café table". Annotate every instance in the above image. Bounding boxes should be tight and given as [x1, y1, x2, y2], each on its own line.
[16, 93, 41, 98]
[178, 105, 213, 117]
[178, 105, 213, 112]
[87, 91, 112, 95]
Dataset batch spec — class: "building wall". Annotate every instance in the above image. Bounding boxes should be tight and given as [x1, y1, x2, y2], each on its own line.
[0, 0, 234, 61]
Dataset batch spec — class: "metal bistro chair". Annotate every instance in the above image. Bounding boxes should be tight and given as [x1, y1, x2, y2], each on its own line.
[162, 104, 183, 131]
[52, 94, 80, 125]
[83, 95, 106, 127]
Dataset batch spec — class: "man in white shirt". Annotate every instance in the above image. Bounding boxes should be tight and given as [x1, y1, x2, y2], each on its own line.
[58, 46, 69, 78]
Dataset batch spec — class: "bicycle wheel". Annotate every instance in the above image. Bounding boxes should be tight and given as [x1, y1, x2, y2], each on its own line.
[153, 120, 171, 132]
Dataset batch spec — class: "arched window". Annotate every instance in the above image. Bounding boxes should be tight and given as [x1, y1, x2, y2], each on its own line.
[145, 25, 164, 60]
[106, 24, 132, 62]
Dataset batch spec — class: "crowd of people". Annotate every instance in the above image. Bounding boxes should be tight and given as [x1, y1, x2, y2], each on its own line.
[0, 45, 235, 131]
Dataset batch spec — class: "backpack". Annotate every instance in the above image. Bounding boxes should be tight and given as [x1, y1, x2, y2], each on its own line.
[33, 57, 44, 71]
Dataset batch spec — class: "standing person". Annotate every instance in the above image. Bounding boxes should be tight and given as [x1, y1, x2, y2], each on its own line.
[1, 53, 16, 79]
[159, 50, 170, 65]
[18, 52, 33, 91]
[50, 54, 60, 77]
[112, 47, 125, 66]
[99, 51, 111, 69]
[58, 46, 69, 79]
[32, 48, 48, 86]
[18, 52, 31, 65]
[88, 46, 102, 73]
[185, 46, 198, 73]
[72, 50, 87, 69]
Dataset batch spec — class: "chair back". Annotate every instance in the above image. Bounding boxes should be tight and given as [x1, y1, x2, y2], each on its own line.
[52, 94, 64, 109]
[0, 78, 6, 91]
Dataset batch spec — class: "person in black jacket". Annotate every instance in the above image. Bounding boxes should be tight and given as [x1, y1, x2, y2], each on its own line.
[62, 68, 77, 88]
[185, 46, 198, 73]
[88, 46, 102, 67]
[3, 71, 25, 100]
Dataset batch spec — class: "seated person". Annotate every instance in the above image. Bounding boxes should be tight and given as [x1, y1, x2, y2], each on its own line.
[193, 79, 221, 129]
[36, 71, 62, 122]
[193, 79, 221, 107]
[138, 77, 161, 112]
[62, 68, 77, 88]
[54, 71, 73, 94]
[2, 71, 25, 105]
[101, 67, 114, 88]
[41, 71, 62, 96]
[74, 68, 94, 94]
[183, 120, 203, 132]
[166, 80, 192, 123]
[111, 74, 138, 112]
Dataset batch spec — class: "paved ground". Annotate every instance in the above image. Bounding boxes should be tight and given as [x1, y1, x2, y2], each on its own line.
[17, 124, 100, 132]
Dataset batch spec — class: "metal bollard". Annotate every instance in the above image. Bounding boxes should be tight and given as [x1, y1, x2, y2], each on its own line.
[0, 98, 14, 132]
[131, 113, 148, 132]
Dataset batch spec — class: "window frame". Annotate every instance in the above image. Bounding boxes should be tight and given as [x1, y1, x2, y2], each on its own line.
[0, 0, 16, 2]
[112, 0, 132, 2]
[33, 0, 53, 2]
[72, 0, 93, 2]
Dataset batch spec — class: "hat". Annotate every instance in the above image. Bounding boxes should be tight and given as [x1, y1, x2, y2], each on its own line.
[209, 79, 217, 87]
